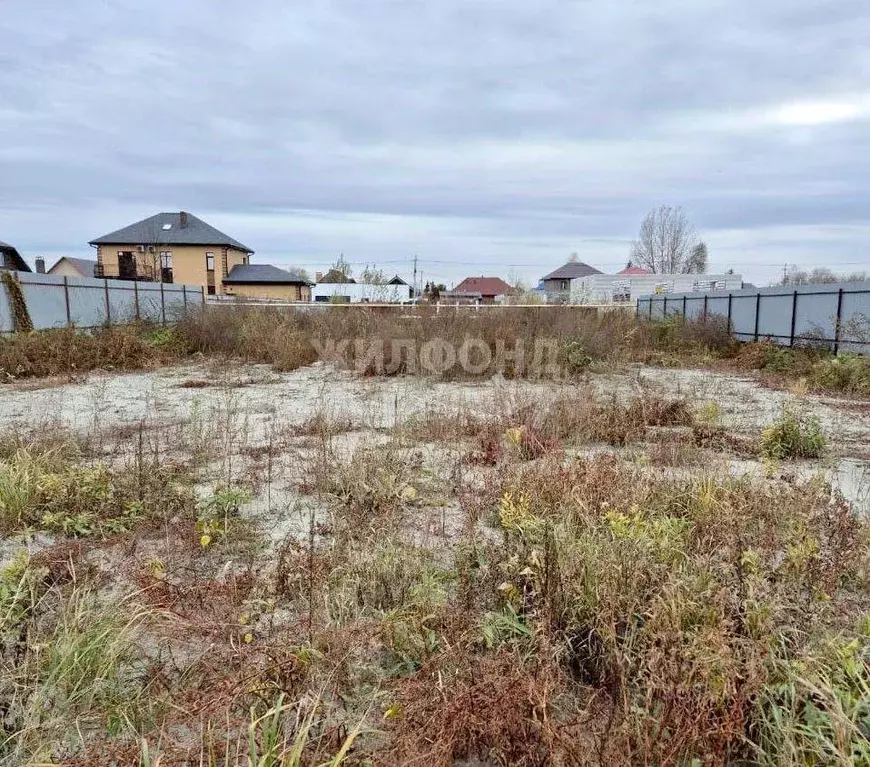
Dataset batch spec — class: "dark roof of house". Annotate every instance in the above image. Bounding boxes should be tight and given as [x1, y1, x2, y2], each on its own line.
[89, 212, 253, 253]
[453, 276, 516, 296]
[388, 275, 408, 285]
[0, 240, 30, 272]
[541, 261, 602, 280]
[49, 257, 97, 277]
[223, 264, 313, 285]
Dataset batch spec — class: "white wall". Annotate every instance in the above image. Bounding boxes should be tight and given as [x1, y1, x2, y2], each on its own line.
[311, 282, 412, 303]
[570, 274, 744, 304]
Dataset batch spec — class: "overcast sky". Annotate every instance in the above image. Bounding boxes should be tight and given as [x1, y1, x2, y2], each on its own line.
[2, 1, 869, 286]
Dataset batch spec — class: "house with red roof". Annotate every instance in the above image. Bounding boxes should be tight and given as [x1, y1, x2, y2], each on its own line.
[617, 263, 651, 276]
[451, 276, 516, 304]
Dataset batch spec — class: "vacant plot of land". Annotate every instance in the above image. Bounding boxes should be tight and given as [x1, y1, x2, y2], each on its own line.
[2, 356, 869, 764]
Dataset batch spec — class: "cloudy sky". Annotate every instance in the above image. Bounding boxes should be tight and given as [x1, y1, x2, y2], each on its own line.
[2, 1, 869, 286]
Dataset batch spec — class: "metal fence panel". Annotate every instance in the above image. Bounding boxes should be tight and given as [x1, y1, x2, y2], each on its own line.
[1, 272, 202, 332]
[0, 281, 12, 332]
[793, 292, 837, 343]
[730, 294, 758, 340]
[685, 297, 705, 320]
[163, 286, 190, 322]
[17, 273, 70, 329]
[66, 278, 110, 327]
[840, 292, 870, 352]
[637, 282, 870, 353]
[706, 295, 730, 320]
[136, 283, 166, 322]
[107, 284, 139, 324]
[757, 293, 793, 342]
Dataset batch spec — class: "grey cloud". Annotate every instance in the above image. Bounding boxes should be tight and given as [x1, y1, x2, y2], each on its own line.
[2, 0, 870, 285]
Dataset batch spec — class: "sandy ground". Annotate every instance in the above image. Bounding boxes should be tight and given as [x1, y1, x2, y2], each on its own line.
[2, 360, 869, 517]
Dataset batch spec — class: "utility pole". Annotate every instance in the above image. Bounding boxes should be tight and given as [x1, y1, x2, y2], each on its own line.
[413, 254, 418, 298]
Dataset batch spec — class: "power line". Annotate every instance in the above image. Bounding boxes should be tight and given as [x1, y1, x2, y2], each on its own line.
[264, 256, 870, 270]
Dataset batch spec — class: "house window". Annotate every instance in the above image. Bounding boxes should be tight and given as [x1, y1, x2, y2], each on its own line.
[206, 253, 215, 272]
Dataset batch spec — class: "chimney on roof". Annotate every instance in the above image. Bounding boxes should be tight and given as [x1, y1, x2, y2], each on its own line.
[315, 271, 323, 282]
[35, 257, 45, 274]
[179, 211, 189, 228]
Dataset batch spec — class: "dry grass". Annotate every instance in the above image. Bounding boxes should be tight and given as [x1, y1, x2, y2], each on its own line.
[2, 307, 868, 402]
[1, 309, 869, 764]
[0, 323, 177, 381]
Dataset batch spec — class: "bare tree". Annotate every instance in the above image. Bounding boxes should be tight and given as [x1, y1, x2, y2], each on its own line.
[630, 206, 703, 274]
[360, 264, 387, 284]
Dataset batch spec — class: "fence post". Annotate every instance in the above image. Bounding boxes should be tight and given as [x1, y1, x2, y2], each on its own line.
[663, 295, 668, 317]
[726, 293, 732, 332]
[648, 298, 653, 320]
[682, 295, 687, 322]
[702, 294, 708, 323]
[63, 277, 71, 327]
[789, 290, 798, 347]
[104, 278, 111, 325]
[753, 292, 761, 341]
[133, 280, 140, 321]
[182, 285, 187, 316]
[834, 288, 844, 354]
[160, 281, 166, 324]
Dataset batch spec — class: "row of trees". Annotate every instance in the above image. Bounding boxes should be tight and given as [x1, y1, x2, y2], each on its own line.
[779, 266, 869, 286]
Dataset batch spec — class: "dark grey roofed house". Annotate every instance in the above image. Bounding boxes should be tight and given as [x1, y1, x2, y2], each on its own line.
[540, 259, 602, 302]
[89, 211, 253, 253]
[223, 264, 313, 285]
[0, 240, 31, 272]
[541, 260, 602, 281]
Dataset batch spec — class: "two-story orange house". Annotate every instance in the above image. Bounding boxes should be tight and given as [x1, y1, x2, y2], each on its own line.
[89, 211, 253, 295]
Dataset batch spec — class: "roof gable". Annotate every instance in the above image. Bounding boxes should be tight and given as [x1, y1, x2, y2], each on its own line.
[454, 276, 515, 295]
[541, 261, 602, 280]
[50, 257, 97, 277]
[89, 212, 253, 253]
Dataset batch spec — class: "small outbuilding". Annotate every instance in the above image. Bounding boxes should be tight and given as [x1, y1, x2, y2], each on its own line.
[222, 264, 313, 301]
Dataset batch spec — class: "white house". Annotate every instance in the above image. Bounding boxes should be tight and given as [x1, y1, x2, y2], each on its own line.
[570, 273, 744, 304]
[311, 282, 413, 303]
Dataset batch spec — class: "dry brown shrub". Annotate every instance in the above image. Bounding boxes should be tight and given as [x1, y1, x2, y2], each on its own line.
[388, 652, 597, 766]
[0, 324, 169, 379]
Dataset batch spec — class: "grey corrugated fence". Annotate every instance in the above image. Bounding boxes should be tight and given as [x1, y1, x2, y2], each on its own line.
[636, 282, 870, 353]
[0, 272, 204, 333]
